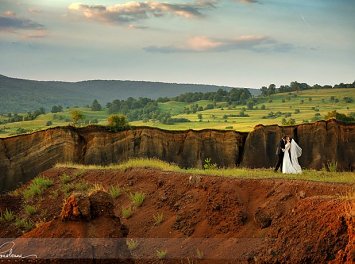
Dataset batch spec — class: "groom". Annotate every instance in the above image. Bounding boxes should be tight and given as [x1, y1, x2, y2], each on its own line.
[274, 136, 286, 172]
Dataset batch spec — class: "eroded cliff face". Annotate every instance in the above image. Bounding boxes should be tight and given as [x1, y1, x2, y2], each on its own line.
[0, 120, 354, 193]
[0, 127, 246, 192]
[241, 119, 355, 170]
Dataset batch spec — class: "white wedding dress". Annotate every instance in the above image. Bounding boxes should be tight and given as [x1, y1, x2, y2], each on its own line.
[282, 139, 302, 174]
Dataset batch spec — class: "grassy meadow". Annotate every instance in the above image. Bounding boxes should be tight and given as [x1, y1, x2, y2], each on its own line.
[0, 88, 354, 137]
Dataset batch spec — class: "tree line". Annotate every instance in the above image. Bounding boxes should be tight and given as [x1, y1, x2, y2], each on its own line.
[260, 81, 355, 96]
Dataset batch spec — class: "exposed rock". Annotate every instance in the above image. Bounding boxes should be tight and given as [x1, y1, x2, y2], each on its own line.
[61, 192, 91, 221]
[299, 191, 306, 199]
[0, 120, 354, 193]
[16, 190, 133, 263]
[242, 119, 355, 170]
[89, 190, 114, 218]
[254, 207, 272, 229]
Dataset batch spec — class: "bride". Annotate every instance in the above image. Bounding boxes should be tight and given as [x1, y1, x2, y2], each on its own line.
[282, 136, 302, 174]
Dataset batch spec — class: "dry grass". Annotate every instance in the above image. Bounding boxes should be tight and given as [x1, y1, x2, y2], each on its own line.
[56, 158, 355, 184]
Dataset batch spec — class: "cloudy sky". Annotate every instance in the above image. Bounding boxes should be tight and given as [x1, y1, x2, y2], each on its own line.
[0, 0, 354, 88]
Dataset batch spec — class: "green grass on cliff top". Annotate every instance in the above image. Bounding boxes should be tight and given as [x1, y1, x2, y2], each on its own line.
[56, 158, 355, 184]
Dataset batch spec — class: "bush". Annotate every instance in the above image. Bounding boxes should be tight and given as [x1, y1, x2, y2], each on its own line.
[324, 110, 355, 123]
[46, 121, 52, 126]
[107, 114, 129, 131]
[294, 109, 300, 114]
[282, 118, 296, 126]
[70, 110, 84, 125]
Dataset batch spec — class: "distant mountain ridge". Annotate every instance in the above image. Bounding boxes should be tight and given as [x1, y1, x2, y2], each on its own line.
[0, 74, 259, 113]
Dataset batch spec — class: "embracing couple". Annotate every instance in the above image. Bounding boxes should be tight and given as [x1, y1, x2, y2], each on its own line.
[274, 135, 302, 174]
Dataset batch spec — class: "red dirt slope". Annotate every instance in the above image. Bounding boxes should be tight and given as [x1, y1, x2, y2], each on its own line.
[0, 168, 354, 263]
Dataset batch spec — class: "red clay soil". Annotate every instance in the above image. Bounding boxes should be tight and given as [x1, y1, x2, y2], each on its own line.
[0, 167, 354, 263]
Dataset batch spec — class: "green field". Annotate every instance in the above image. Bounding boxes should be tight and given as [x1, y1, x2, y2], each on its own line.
[132, 88, 355, 131]
[0, 88, 354, 137]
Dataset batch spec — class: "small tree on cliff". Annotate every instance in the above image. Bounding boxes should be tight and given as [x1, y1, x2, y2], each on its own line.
[70, 110, 84, 126]
[107, 114, 129, 131]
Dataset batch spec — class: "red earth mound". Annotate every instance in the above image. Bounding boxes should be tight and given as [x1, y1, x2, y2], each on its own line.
[0, 167, 354, 263]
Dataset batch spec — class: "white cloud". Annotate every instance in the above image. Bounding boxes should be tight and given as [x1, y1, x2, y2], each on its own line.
[68, 1, 217, 25]
[144, 35, 294, 53]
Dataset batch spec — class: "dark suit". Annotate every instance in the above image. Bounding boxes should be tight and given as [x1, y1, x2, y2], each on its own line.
[274, 139, 285, 172]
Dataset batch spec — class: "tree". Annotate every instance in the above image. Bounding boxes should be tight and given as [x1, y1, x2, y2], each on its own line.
[51, 105, 63, 113]
[107, 114, 129, 131]
[260, 86, 268, 96]
[268, 84, 276, 95]
[91, 99, 102, 111]
[197, 113, 203, 120]
[70, 110, 84, 125]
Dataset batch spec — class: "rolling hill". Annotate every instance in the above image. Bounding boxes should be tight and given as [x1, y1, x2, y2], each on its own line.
[0, 74, 259, 113]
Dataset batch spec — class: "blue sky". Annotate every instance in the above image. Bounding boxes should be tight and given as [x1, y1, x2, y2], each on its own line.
[0, 0, 354, 88]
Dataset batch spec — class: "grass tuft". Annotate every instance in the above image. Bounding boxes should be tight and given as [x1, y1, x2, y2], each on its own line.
[156, 249, 167, 259]
[153, 212, 164, 226]
[60, 173, 72, 184]
[109, 185, 122, 199]
[0, 209, 15, 222]
[122, 207, 133, 219]
[15, 218, 34, 231]
[129, 192, 146, 207]
[24, 205, 37, 215]
[23, 177, 54, 200]
[126, 239, 139, 251]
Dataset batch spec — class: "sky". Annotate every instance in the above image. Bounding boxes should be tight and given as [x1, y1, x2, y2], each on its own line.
[0, 0, 354, 88]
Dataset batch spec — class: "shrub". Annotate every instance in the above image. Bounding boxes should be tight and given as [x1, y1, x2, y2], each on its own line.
[122, 207, 133, 219]
[129, 192, 146, 207]
[294, 109, 300, 114]
[153, 212, 164, 226]
[70, 110, 84, 125]
[46, 121, 53, 126]
[109, 185, 122, 199]
[107, 114, 129, 131]
[0, 209, 15, 222]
